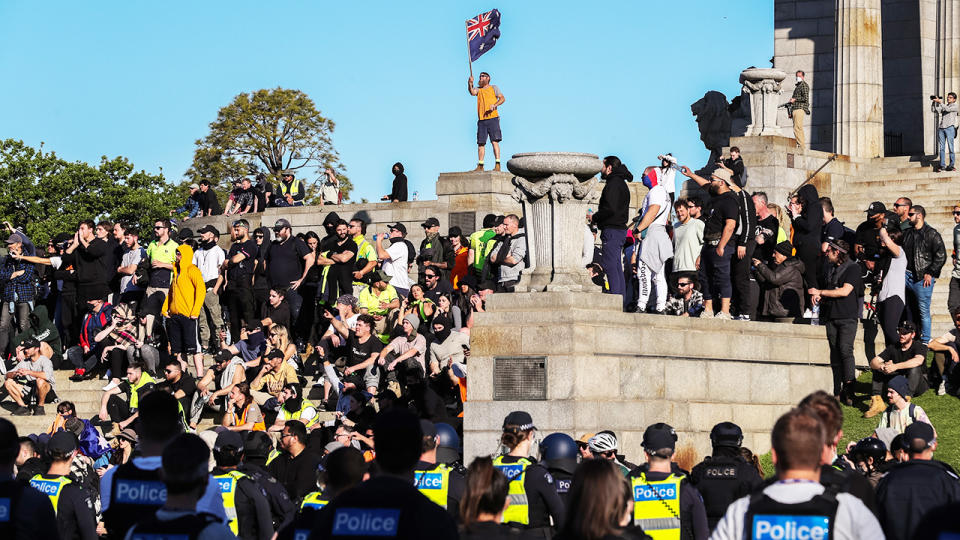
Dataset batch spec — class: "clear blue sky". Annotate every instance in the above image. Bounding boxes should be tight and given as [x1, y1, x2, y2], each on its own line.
[0, 1, 773, 203]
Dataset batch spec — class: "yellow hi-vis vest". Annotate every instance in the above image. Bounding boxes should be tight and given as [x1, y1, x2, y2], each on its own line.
[279, 178, 303, 198]
[30, 474, 72, 515]
[631, 472, 684, 540]
[301, 491, 329, 511]
[493, 455, 532, 525]
[215, 470, 248, 535]
[281, 399, 319, 428]
[352, 235, 375, 287]
[266, 449, 281, 466]
[414, 463, 452, 509]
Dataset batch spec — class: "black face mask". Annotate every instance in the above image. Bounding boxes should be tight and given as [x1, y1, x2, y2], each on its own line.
[600, 170, 608, 180]
[432, 320, 452, 343]
[199, 239, 216, 249]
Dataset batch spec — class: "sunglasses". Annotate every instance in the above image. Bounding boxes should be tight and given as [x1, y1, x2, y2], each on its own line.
[154, 225, 165, 230]
[893, 203, 909, 208]
[954, 211, 960, 215]
[678, 282, 693, 287]
[425, 274, 438, 279]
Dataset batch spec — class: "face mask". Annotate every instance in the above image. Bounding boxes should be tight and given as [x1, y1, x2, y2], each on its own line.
[641, 173, 657, 190]
[600, 169, 608, 180]
[796, 76, 802, 83]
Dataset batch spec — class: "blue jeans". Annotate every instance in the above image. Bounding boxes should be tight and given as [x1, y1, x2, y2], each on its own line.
[939, 126, 956, 168]
[600, 228, 627, 307]
[905, 271, 935, 343]
[698, 244, 734, 301]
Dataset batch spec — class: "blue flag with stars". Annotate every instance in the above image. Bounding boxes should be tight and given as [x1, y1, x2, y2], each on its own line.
[467, 9, 500, 62]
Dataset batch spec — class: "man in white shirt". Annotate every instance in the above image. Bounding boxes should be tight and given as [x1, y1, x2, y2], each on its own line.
[633, 167, 674, 313]
[193, 225, 225, 354]
[672, 197, 705, 275]
[711, 408, 882, 540]
[375, 223, 413, 298]
[116, 228, 146, 305]
[3, 338, 54, 415]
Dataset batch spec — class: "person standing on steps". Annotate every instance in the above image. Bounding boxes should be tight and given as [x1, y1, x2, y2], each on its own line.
[468, 71, 505, 171]
[932, 92, 958, 172]
[789, 70, 810, 150]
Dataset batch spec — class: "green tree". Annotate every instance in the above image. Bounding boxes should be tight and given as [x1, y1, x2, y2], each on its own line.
[0, 139, 179, 242]
[187, 87, 353, 202]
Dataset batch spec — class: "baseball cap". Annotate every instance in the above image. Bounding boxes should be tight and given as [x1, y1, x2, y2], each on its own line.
[188, 183, 200, 190]
[274, 218, 291, 231]
[897, 321, 917, 334]
[20, 338, 40, 350]
[421, 217, 440, 229]
[420, 419, 438, 439]
[48, 431, 78, 454]
[576, 433, 596, 447]
[178, 228, 194, 241]
[197, 224, 219, 236]
[502, 411, 536, 431]
[710, 422, 743, 447]
[281, 169, 295, 177]
[215, 350, 235, 364]
[5, 232, 24, 244]
[368, 269, 391, 284]
[214, 430, 244, 451]
[904, 421, 936, 448]
[388, 223, 407, 236]
[865, 201, 886, 216]
[642, 423, 678, 451]
[232, 219, 250, 230]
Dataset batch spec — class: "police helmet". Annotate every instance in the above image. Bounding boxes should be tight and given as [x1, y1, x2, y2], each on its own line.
[851, 437, 887, 464]
[710, 422, 744, 448]
[435, 423, 461, 465]
[540, 433, 579, 474]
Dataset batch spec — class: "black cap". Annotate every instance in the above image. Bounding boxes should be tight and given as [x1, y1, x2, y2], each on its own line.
[897, 320, 917, 334]
[388, 223, 407, 236]
[865, 201, 886, 216]
[178, 228, 194, 241]
[196, 224, 219, 236]
[421, 217, 440, 229]
[642, 423, 677, 451]
[215, 350, 235, 364]
[274, 218, 291, 231]
[214, 430, 244, 451]
[20, 338, 40, 350]
[48, 431, 78, 454]
[709, 422, 743, 447]
[266, 349, 285, 361]
[420, 419, 437, 438]
[368, 269, 391, 285]
[244, 431, 273, 458]
[904, 421, 935, 447]
[503, 411, 536, 431]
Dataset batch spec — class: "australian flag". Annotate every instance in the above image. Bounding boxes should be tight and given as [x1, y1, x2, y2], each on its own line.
[467, 9, 501, 62]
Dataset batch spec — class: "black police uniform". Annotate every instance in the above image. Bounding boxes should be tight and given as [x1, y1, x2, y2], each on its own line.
[544, 465, 575, 507]
[689, 454, 764, 529]
[127, 510, 225, 540]
[460, 521, 540, 539]
[495, 455, 566, 533]
[238, 460, 297, 531]
[877, 459, 960, 540]
[818, 464, 877, 516]
[308, 475, 458, 539]
[211, 466, 274, 540]
[414, 459, 465, 519]
[103, 461, 168, 539]
[33, 472, 98, 540]
[0, 475, 61, 540]
[743, 486, 839, 540]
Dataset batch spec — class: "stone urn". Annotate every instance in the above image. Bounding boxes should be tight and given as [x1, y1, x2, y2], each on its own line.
[740, 67, 788, 136]
[507, 152, 602, 292]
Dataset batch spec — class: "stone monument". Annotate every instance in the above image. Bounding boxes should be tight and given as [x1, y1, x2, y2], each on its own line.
[740, 68, 788, 137]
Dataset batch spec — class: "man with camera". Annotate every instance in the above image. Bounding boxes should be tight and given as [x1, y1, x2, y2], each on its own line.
[932, 93, 958, 172]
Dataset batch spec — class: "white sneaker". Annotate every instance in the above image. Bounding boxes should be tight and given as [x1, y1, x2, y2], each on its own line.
[938, 381, 947, 396]
[701, 311, 715, 319]
[102, 381, 119, 392]
[714, 312, 733, 321]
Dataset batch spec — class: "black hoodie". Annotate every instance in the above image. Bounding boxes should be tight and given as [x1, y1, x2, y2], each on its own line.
[319, 212, 341, 252]
[387, 162, 408, 202]
[592, 164, 633, 229]
[791, 184, 823, 253]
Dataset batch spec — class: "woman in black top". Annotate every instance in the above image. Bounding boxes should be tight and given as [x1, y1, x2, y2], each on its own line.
[556, 459, 647, 540]
[460, 456, 537, 540]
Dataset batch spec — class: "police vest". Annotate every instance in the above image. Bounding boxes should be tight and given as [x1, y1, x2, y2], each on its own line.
[414, 463, 452, 509]
[631, 472, 684, 540]
[281, 399, 319, 428]
[266, 449, 281, 466]
[493, 455, 532, 526]
[129, 511, 221, 540]
[0, 480, 26, 536]
[104, 462, 168, 538]
[29, 474, 72, 515]
[214, 470, 248, 535]
[692, 456, 749, 525]
[744, 485, 839, 540]
[301, 490, 329, 511]
[279, 179, 303, 198]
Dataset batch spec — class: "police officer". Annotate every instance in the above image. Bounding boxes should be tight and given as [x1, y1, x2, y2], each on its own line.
[627, 423, 709, 540]
[538, 433, 578, 506]
[711, 408, 882, 540]
[435, 422, 464, 472]
[309, 408, 459, 538]
[414, 420, 465, 518]
[211, 431, 273, 539]
[239, 431, 297, 532]
[278, 447, 369, 540]
[492, 411, 565, 536]
[689, 422, 763, 530]
[101, 392, 226, 538]
[0, 419, 60, 538]
[29, 431, 97, 540]
[126, 433, 234, 539]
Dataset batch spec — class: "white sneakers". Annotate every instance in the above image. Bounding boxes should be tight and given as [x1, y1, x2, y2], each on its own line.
[102, 381, 119, 392]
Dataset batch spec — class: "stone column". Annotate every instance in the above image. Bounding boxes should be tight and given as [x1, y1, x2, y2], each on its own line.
[833, 0, 885, 158]
[507, 152, 601, 292]
[936, 0, 960, 158]
[740, 68, 788, 136]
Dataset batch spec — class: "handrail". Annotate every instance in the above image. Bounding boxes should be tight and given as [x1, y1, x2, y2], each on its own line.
[788, 153, 837, 198]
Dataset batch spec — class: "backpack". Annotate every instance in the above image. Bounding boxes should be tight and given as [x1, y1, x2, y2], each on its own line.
[402, 239, 417, 268]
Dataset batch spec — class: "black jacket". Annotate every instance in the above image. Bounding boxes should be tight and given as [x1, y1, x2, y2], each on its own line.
[877, 459, 960, 540]
[388, 163, 408, 201]
[592, 165, 633, 230]
[904, 223, 947, 278]
[790, 184, 823, 254]
[754, 257, 806, 317]
[734, 189, 757, 247]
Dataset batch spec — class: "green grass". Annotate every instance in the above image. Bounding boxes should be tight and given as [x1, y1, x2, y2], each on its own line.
[758, 354, 960, 474]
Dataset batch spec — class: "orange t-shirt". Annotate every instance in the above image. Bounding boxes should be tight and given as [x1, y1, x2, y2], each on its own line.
[476, 84, 501, 120]
[451, 246, 469, 287]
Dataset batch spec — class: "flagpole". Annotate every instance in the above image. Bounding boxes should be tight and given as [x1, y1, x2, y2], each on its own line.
[465, 19, 473, 80]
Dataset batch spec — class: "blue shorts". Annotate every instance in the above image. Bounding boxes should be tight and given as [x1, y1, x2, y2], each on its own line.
[477, 117, 502, 145]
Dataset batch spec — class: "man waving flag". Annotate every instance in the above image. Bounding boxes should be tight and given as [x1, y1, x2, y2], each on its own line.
[466, 9, 501, 62]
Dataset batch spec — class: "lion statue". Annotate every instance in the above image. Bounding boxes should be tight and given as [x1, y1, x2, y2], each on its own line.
[691, 91, 732, 171]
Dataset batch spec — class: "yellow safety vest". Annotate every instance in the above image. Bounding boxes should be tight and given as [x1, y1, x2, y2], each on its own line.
[279, 178, 303, 198]
[631, 472, 684, 540]
[352, 235, 375, 286]
[266, 449, 281, 466]
[281, 399, 319, 428]
[214, 470, 248, 535]
[300, 491, 329, 511]
[30, 474, 72, 515]
[493, 455, 532, 525]
[468, 229, 497, 270]
[414, 463, 452, 509]
[129, 373, 156, 410]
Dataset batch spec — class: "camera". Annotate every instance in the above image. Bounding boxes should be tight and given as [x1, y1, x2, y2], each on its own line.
[931, 95, 944, 100]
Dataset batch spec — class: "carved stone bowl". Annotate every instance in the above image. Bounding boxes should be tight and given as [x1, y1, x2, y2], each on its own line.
[506, 152, 602, 180]
[740, 68, 787, 84]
